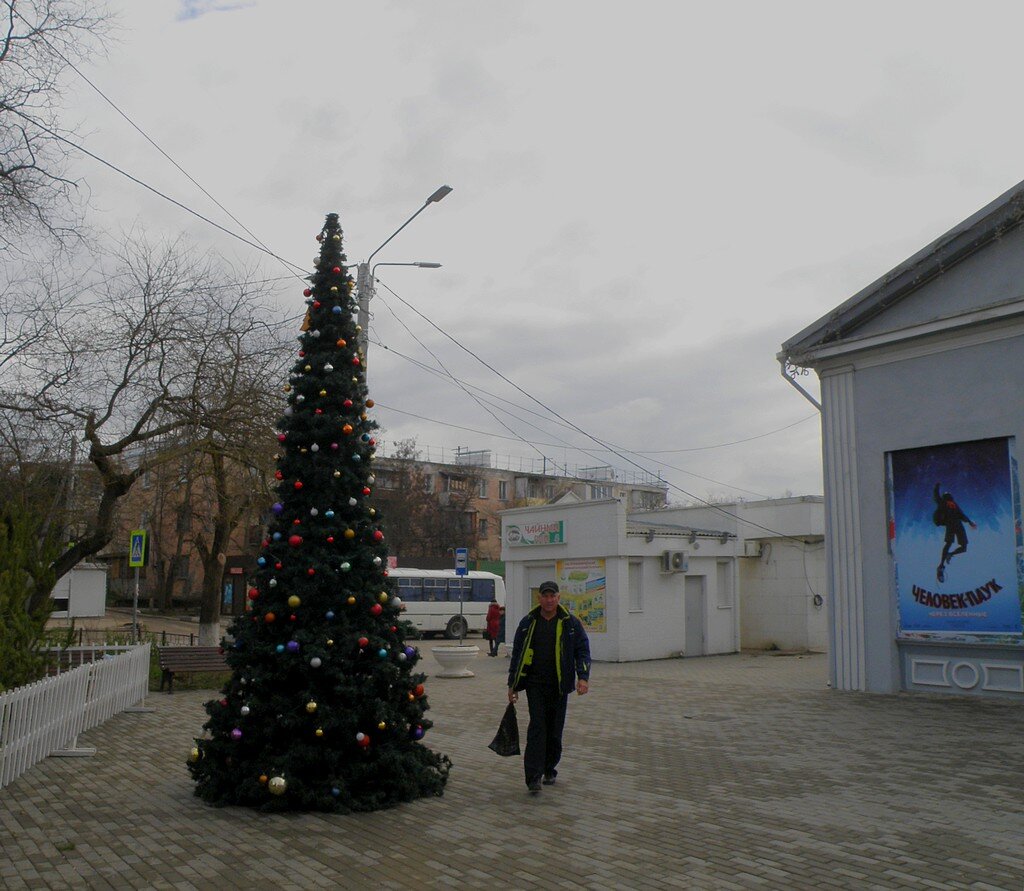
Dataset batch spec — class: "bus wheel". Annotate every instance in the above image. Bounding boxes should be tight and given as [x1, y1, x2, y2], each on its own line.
[444, 616, 468, 640]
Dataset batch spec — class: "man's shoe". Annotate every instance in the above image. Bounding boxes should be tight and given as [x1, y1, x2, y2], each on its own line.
[542, 773, 556, 785]
[527, 778, 542, 794]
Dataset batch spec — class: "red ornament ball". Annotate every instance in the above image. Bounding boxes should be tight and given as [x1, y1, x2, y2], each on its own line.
[313, 300, 321, 309]
[277, 434, 286, 443]
[288, 534, 303, 548]
[358, 637, 369, 647]
[362, 487, 371, 496]
[370, 604, 383, 616]
[247, 588, 259, 601]
[373, 530, 384, 542]
[332, 266, 341, 274]
[343, 399, 353, 409]
[275, 471, 283, 480]
[294, 481, 303, 490]
[303, 288, 312, 297]
[307, 568, 316, 576]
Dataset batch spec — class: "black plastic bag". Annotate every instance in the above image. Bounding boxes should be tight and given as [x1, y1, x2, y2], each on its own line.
[488, 702, 520, 756]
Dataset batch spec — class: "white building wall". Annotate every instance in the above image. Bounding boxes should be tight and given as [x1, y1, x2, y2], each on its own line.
[633, 498, 826, 653]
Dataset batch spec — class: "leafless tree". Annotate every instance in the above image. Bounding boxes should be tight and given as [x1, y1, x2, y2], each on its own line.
[1, 0, 111, 251]
[0, 232, 293, 617]
[375, 439, 481, 566]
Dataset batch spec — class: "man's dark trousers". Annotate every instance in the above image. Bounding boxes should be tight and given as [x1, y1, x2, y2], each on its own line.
[524, 682, 568, 782]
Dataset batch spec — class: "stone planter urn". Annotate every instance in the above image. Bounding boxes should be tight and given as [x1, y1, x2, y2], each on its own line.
[432, 644, 480, 678]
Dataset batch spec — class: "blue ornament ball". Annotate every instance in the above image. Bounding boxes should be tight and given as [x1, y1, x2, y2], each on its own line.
[287, 640, 300, 653]
[272, 532, 282, 541]
[378, 648, 387, 659]
[276, 644, 285, 653]
[272, 502, 284, 515]
[257, 557, 266, 567]
[326, 610, 335, 620]
[352, 454, 361, 462]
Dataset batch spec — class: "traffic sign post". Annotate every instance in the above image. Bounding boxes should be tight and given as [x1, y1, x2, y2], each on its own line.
[129, 530, 147, 644]
[454, 548, 468, 642]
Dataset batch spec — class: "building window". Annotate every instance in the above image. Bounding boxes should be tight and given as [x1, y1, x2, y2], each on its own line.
[589, 485, 612, 500]
[629, 560, 643, 612]
[498, 481, 509, 501]
[422, 474, 433, 493]
[478, 518, 489, 538]
[173, 555, 190, 580]
[445, 474, 468, 493]
[478, 479, 488, 498]
[716, 560, 734, 608]
[545, 484, 555, 499]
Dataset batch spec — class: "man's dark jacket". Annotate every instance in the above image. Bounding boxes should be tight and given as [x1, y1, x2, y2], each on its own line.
[508, 603, 591, 696]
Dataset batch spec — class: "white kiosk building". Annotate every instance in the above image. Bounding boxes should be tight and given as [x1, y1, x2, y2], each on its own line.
[501, 499, 739, 662]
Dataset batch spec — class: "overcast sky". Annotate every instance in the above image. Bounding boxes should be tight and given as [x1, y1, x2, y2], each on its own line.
[64, 0, 1024, 503]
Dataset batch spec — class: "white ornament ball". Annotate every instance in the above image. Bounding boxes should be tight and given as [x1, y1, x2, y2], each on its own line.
[310, 657, 322, 668]
[348, 497, 358, 507]
[240, 705, 250, 716]
[311, 444, 319, 453]
[268, 776, 287, 795]
[324, 363, 334, 372]
[309, 507, 318, 516]
[367, 475, 375, 484]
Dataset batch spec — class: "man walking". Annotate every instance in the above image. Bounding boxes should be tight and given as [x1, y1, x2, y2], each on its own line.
[507, 580, 591, 794]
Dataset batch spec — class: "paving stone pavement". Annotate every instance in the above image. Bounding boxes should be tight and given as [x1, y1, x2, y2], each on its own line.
[3, 645, 1023, 890]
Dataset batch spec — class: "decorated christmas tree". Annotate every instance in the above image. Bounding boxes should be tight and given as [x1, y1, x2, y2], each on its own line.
[188, 213, 451, 812]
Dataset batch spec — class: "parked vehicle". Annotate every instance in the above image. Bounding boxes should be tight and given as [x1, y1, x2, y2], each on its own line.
[389, 569, 505, 639]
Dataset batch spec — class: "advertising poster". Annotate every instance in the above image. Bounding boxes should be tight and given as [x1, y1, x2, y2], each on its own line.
[554, 558, 606, 633]
[886, 437, 1024, 642]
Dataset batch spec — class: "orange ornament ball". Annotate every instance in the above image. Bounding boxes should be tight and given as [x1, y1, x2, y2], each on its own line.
[265, 612, 276, 623]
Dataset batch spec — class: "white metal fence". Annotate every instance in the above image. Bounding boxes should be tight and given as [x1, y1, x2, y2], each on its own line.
[0, 643, 151, 790]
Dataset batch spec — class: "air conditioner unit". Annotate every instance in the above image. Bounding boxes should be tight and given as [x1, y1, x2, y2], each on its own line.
[661, 550, 689, 573]
[742, 541, 763, 558]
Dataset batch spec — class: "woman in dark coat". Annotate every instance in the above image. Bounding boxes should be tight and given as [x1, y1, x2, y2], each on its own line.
[485, 598, 503, 657]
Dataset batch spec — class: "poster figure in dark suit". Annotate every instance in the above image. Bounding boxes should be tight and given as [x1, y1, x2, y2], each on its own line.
[934, 483, 977, 582]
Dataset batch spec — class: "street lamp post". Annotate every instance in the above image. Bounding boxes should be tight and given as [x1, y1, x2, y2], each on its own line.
[356, 185, 452, 363]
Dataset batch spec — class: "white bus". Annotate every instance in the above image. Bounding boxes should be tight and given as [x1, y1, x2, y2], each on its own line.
[389, 568, 506, 639]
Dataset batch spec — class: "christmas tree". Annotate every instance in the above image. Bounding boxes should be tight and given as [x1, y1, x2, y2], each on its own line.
[188, 213, 451, 812]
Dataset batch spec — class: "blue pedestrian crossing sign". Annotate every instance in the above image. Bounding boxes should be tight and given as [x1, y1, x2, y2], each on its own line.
[129, 530, 147, 568]
[454, 547, 468, 576]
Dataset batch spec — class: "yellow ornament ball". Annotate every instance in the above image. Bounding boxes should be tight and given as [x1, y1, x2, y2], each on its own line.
[315, 728, 324, 738]
[306, 701, 318, 713]
[326, 639, 334, 647]
[304, 364, 311, 372]
[347, 595, 356, 605]
[288, 595, 301, 608]
[377, 721, 386, 730]
[188, 746, 201, 763]
[330, 286, 338, 293]
[378, 592, 388, 603]
[344, 528, 356, 540]
[319, 389, 327, 397]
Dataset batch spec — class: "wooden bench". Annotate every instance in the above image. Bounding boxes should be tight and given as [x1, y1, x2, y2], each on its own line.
[157, 646, 229, 693]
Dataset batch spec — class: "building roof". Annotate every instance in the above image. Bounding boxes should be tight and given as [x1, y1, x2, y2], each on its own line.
[781, 178, 1024, 359]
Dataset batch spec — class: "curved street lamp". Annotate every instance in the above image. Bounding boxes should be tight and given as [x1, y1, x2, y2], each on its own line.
[356, 186, 452, 364]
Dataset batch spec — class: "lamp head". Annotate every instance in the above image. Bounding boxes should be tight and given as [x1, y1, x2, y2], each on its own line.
[427, 185, 453, 204]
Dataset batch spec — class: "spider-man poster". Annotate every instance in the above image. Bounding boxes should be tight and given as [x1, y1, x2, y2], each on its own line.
[886, 437, 1024, 642]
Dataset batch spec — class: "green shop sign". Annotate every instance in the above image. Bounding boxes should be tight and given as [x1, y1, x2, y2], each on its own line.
[506, 520, 565, 547]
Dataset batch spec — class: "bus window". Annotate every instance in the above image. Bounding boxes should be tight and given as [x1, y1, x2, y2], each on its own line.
[447, 578, 472, 601]
[469, 579, 495, 602]
[397, 577, 423, 601]
[423, 578, 446, 602]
